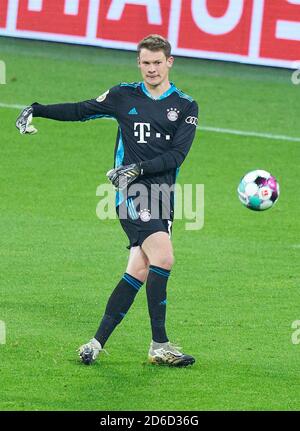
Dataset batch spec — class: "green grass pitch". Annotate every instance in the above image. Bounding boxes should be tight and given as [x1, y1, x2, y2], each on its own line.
[0, 37, 300, 411]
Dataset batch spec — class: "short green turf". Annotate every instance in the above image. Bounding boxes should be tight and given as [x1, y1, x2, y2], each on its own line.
[0, 37, 299, 411]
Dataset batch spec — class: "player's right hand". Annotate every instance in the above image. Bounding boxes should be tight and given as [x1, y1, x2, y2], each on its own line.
[106, 163, 141, 190]
[16, 106, 38, 135]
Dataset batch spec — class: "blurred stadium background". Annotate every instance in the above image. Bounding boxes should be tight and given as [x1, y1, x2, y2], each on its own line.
[0, 0, 300, 411]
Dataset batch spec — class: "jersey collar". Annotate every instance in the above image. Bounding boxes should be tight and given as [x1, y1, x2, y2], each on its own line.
[140, 82, 176, 100]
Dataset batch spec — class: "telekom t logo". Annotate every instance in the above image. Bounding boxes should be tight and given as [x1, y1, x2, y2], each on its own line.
[134, 122, 150, 143]
[134, 122, 171, 143]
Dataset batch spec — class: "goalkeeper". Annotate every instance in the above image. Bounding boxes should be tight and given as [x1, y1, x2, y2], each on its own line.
[16, 34, 198, 367]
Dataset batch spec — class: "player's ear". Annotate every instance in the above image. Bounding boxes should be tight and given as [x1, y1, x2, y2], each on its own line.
[137, 56, 141, 68]
[167, 56, 174, 69]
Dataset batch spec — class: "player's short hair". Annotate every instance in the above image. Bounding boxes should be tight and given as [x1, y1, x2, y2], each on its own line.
[137, 34, 172, 59]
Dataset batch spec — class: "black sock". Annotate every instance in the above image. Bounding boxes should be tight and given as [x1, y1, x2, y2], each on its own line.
[94, 273, 143, 347]
[146, 265, 170, 343]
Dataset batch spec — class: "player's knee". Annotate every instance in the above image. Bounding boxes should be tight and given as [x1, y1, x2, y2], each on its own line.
[128, 266, 149, 283]
[137, 267, 149, 283]
[154, 253, 174, 270]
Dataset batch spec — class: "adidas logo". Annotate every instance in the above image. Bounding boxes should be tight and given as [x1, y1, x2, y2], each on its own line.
[128, 107, 138, 115]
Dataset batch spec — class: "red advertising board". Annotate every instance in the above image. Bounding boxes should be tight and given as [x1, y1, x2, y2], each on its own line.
[16, 0, 90, 35]
[0, 0, 8, 28]
[97, 0, 172, 43]
[260, 0, 300, 61]
[0, 0, 299, 68]
[178, 0, 253, 55]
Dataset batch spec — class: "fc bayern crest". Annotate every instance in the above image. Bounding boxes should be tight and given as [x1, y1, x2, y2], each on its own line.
[167, 108, 180, 121]
[139, 209, 151, 222]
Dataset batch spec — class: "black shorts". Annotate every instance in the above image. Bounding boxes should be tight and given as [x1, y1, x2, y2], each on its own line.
[116, 197, 173, 249]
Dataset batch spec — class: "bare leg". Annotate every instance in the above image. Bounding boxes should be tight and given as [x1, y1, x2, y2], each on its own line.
[126, 246, 149, 282]
[141, 232, 174, 270]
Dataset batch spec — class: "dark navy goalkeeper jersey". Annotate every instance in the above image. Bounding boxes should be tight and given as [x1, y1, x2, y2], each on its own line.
[32, 81, 198, 209]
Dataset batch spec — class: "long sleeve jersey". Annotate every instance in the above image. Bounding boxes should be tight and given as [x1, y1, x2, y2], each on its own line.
[32, 81, 199, 209]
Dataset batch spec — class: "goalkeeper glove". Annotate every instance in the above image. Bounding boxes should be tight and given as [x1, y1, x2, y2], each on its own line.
[16, 106, 38, 135]
[107, 163, 142, 190]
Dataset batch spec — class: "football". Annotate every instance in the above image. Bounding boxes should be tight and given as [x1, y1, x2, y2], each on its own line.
[237, 169, 280, 211]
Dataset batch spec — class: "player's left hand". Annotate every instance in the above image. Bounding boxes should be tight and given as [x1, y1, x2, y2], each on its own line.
[107, 163, 142, 190]
[16, 106, 38, 135]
